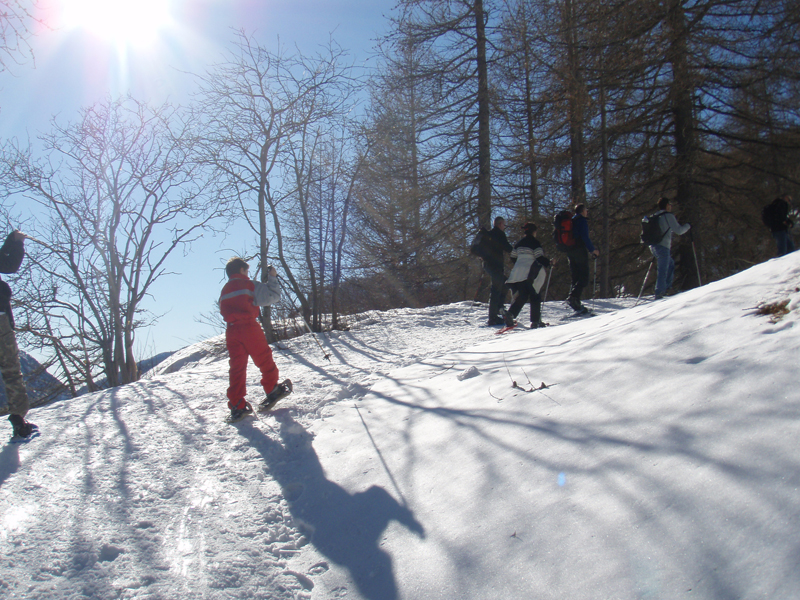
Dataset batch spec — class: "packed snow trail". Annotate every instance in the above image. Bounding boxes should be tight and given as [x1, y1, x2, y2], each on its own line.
[1, 254, 799, 599]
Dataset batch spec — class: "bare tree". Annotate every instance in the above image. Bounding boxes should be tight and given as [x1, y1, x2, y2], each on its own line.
[193, 32, 291, 342]
[0, 0, 38, 75]
[390, 0, 497, 228]
[195, 33, 362, 335]
[1, 97, 220, 390]
[279, 41, 360, 330]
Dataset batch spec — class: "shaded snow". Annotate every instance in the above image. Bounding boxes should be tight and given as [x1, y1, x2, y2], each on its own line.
[1, 253, 799, 599]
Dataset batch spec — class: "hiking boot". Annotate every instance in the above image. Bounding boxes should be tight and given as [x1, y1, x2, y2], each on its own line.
[503, 311, 516, 327]
[530, 321, 548, 329]
[8, 414, 38, 439]
[228, 402, 254, 423]
[567, 296, 583, 311]
[261, 379, 293, 411]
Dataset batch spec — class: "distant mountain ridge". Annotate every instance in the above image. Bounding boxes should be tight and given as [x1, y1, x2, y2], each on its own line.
[0, 349, 176, 415]
[0, 350, 66, 415]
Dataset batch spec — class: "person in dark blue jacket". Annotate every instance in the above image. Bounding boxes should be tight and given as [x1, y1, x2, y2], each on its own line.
[565, 204, 599, 314]
[0, 231, 37, 439]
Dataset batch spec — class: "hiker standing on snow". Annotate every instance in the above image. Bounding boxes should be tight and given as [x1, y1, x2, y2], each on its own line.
[648, 197, 691, 300]
[483, 216, 513, 326]
[762, 195, 796, 257]
[0, 231, 38, 440]
[566, 204, 599, 314]
[505, 222, 552, 329]
[220, 258, 292, 422]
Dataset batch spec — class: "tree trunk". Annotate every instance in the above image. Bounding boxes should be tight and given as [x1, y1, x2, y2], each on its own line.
[475, 0, 492, 228]
[565, 0, 586, 205]
[666, 0, 701, 290]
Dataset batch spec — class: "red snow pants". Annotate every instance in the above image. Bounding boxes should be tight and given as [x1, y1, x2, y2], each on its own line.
[225, 320, 279, 410]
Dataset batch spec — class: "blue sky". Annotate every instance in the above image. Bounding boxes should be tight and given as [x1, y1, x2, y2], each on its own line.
[1, 0, 395, 357]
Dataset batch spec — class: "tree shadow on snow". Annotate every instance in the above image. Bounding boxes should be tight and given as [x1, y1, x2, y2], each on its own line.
[236, 412, 425, 600]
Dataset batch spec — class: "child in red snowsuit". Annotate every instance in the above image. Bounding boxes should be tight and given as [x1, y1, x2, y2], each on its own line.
[219, 258, 288, 419]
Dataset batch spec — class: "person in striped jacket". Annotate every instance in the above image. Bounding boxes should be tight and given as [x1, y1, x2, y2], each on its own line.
[504, 222, 552, 329]
[219, 258, 291, 421]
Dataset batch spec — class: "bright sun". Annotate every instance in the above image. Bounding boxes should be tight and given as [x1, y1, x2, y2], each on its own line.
[63, 0, 171, 48]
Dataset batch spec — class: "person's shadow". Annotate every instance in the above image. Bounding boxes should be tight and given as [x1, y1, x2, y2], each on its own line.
[239, 413, 425, 600]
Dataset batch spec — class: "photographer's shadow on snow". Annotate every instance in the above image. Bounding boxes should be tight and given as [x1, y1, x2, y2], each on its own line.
[238, 412, 425, 600]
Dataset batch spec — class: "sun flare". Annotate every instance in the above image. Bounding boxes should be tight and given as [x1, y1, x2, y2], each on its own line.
[63, 0, 171, 48]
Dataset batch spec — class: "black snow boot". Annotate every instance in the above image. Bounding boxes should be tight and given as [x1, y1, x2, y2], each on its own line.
[8, 414, 37, 439]
[260, 379, 293, 412]
[228, 403, 254, 423]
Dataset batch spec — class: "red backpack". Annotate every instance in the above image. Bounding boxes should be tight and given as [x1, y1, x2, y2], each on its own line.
[553, 210, 576, 251]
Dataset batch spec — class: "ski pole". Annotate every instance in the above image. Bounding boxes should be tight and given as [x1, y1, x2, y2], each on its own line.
[634, 260, 654, 307]
[18, 233, 57, 253]
[688, 226, 702, 287]
[299, 313, 332, 361]
[691, 241, 702, 287]
[542, 266, 553, 304]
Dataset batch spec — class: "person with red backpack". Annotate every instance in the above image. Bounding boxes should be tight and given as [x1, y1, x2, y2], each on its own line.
[562, 204, 599, 314]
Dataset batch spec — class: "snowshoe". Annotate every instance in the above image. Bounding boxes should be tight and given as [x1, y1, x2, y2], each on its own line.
[561, 307, 595, 321]
[8, 414, 38, 442]
[226, 402, 255, 424]
[530, 321, 549, 329]
[260, 379, 293, 412]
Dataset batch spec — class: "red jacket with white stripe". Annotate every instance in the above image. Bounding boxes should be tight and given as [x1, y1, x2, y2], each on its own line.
[219, 273, 281, 325]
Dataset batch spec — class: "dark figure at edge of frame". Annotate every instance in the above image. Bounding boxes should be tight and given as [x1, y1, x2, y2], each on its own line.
[0, 230, 38, 439]
[565, 204, 599, 314]
[482, 216, 513, 325]
[762, 194, 796, 257]
[504, 222, 552, 329]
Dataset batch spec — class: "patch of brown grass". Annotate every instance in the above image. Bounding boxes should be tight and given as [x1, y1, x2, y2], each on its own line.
[755, 299, 791, 322]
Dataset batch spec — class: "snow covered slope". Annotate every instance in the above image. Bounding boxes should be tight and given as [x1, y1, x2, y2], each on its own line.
[1, 253, 798, 600]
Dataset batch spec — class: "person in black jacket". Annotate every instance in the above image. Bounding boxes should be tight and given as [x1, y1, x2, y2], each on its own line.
[763, 195, 796, 256]
[482, 216, 513, 325]
[504, 222, 552, 328]
[0, 231, 37, 439]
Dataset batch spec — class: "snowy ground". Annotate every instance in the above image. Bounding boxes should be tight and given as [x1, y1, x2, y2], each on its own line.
[1, 253, 799, 600]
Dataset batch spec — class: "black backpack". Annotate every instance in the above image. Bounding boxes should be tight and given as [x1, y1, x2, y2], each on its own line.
[640, 211, 667, 245]
[470, 227, 489, 259]
[553, 210, 576, 252]
[761, 200, 782, 230]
